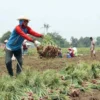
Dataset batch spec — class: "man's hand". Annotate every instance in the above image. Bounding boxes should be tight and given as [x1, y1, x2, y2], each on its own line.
[34, 42, 38, 47]
[32, 39, 35, 43]
[32, 39, 38, 47]
[32, 37, 36, 43]
[40, 35, 44, 38]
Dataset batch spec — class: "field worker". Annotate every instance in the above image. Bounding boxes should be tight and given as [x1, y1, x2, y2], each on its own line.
[4, 39, 8, 51]
[58, 48, 62, 58]
[22, 40, 28, 55]
[5, 16, 44, 76]
[90, 37, 96, 57]
[68, 48, 74, 57]
[72, 47, 78, 56]
[4, 40, 16, 61]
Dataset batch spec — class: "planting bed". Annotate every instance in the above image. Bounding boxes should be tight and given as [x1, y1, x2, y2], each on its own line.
[0, 52, 100, 100]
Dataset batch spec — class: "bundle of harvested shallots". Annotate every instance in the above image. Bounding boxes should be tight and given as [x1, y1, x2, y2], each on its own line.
[37, 45, 60, 58]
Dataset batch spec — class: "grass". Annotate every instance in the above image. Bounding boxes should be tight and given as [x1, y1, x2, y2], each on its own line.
[0, 48, 5, 57]
[0, 47, 100, 99]
[0, 47, 100, 57]
[0, 63, 100, 100]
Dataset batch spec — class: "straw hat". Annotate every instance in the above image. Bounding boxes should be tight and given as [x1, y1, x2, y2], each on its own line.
[17, 16, 30, 21]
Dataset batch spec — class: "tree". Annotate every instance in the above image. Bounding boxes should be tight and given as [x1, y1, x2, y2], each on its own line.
[70, 36, 78, 47]
[78, 37, 90, 47]
[96, 37, 100, 46]
[0, 31, 11, 43]
[77, 37, 84, 47]
[77, 37, 90, 47]
[47, 32, 70, 47]
[82, 37, 90, 47]
[42, 24, 50, 34]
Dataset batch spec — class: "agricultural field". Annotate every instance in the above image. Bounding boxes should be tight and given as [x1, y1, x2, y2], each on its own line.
[0, 47, 100, 100]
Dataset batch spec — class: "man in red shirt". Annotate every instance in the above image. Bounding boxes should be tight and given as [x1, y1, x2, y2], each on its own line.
[5, 16, 43, 76]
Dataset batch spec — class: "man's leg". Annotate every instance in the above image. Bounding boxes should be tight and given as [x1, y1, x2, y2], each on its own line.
[5, 49, 13, 76]
[90, 50, 93, 57]
[93, 50, 96, 57]
[13, 49, 23, 75]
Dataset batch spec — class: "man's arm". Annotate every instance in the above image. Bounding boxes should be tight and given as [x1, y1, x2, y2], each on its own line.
[93, 43, 95, 50]
[27, 26, 43, 38]
[15, 25, 33, 42]
[91, 41, 95, 51]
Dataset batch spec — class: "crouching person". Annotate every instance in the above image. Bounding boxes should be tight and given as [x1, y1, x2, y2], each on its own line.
[67, 48, 74, 58]
[58, 48, 62, 58]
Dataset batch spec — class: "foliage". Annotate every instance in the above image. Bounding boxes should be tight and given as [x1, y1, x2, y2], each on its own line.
[0, 63, 100, 99]
[0, 48, 5, 57]
[78, 37, 91, 47]
[0, 47, 100, 57]
[41, 34, 56, 46]
[70, 36, 78, 47]
[47, 32, 70, 48]
[0, 31, 11, 43]
[0, 30, 100, 48]
[70, 36, 91, 47]
[96, 37, 100, 46]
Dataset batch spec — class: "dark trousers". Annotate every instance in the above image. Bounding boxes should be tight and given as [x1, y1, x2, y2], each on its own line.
[5, 49, 23, 76]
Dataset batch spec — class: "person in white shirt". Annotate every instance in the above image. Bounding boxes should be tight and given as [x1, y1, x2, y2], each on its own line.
[90, 37, 96, 57]
[4, 40, 16, 60]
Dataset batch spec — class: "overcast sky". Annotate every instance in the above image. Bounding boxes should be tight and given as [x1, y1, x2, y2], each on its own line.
[0, 0, 100, 41]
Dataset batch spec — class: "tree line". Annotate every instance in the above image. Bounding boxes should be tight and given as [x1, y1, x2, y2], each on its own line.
[0, 31, 100, 48]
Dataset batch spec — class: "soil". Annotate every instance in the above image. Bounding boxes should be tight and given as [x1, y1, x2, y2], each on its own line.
[70, 90, 100, 100]
[0, 52, 100, 100]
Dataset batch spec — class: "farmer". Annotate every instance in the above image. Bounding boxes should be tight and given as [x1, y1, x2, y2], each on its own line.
[4, 40, 16, 61]
[22, 40, 28, 55]
[90, 37, 96, 57]
[72, 47, 78, 56]
[58, 48, 62, 58]
[5, 16, 43, 76]
[4, 39, 8, 51]
[68, 48, 74, 57]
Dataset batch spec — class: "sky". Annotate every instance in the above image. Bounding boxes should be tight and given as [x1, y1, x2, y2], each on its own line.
[0, 0, 100, 41]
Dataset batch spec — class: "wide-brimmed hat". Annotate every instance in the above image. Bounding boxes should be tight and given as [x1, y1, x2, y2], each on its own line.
[17, 16, 30, 21]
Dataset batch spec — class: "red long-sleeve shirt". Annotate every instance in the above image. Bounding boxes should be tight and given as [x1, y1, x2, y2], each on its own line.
[15, 25, 43, 42]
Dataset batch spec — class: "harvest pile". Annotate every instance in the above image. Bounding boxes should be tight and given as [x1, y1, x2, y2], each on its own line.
[36, 35, 61, 58]
[37, 45, 60, 58]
